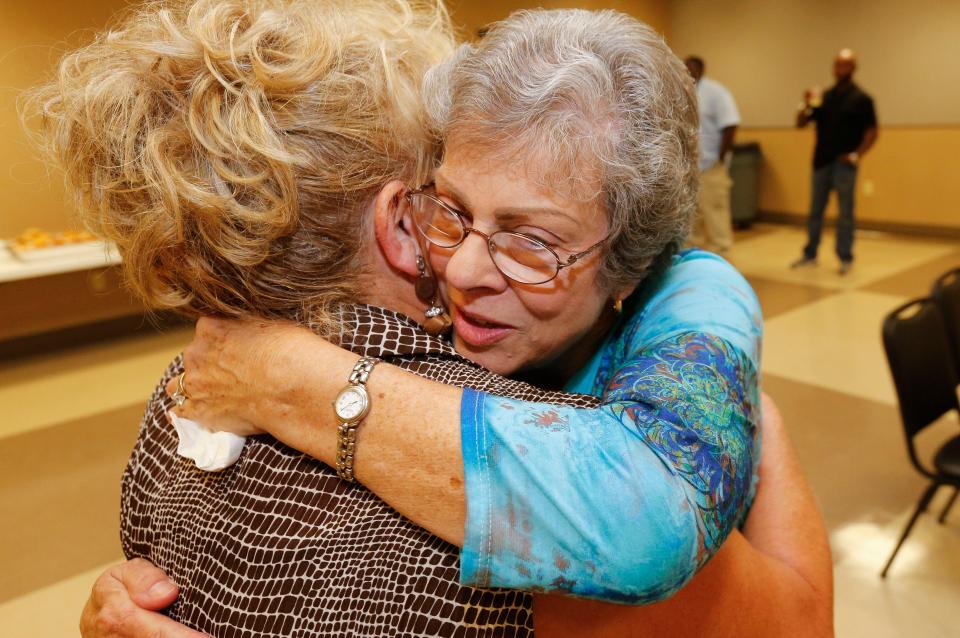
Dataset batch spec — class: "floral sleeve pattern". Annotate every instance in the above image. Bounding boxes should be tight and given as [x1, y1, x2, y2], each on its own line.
[602, 331, 761, 568]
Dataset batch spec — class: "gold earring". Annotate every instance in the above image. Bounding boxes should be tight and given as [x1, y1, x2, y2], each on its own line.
[613, 298, 623, 313]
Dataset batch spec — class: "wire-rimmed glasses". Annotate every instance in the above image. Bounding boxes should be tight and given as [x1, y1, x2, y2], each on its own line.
[405, 185, 607, 285]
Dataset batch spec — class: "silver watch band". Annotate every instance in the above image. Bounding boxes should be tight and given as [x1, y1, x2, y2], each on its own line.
[335, 356, 379, 482]
[348, 357, 378, 385]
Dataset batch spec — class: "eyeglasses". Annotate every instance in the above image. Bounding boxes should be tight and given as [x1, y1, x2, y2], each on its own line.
[405, 185, 607, 285]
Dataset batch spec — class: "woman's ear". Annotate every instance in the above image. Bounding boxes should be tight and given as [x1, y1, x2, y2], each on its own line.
[373, 180, 421, 277]
[614, 281, 640, 306]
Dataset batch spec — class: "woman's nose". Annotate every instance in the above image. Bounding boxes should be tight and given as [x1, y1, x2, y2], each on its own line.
[443, 232, 509, 292]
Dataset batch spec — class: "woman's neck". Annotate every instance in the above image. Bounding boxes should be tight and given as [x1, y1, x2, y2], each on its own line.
[514, 307, 617, 390]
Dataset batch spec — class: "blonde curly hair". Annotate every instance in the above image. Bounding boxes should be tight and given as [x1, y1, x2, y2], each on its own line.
[26, 0, 454, 334]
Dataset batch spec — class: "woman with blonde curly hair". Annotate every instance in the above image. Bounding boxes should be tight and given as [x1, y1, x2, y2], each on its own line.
[29, 1, 831, 636]
[32, 0, 447, 334]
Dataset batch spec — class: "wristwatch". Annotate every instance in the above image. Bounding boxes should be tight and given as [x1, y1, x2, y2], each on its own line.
[332, 356, 379, 481]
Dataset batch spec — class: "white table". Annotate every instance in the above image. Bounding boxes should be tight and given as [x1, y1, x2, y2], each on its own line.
[0, 240, 121, 284]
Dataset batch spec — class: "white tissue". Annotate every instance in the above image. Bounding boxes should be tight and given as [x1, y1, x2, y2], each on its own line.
[169, 411, 246, 471]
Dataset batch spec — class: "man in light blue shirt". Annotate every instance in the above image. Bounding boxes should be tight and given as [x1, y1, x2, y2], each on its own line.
[686, 56, 740, 253]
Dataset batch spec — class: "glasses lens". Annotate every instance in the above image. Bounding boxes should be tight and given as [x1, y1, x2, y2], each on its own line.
[489, 232, 558, 284]
[408, 193, 464, 248]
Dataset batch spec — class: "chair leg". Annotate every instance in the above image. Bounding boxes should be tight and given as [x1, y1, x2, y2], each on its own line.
[881, 482, 939, 578]
[938, 486, 959, 524]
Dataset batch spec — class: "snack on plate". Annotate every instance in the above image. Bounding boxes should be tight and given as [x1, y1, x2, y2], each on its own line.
[11, 227, 98, 250]
[7, 227, 109, 263]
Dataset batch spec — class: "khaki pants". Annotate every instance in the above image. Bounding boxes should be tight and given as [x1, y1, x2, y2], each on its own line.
[689, 162, 734, 253]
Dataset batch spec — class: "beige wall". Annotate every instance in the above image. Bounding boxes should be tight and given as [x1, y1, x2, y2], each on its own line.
[448, 0, 669, 40]
[5, 0, 957, 240]
[741, 126, 960, 229]
[2, 1, 668, 241]
[1, 0, 131, 239]
[668, 0, 960, 127]
[669, 0, 960, 229]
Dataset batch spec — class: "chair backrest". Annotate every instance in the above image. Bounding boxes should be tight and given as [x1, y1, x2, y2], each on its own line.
[932, 267, 960, 374]
[882, 298, 960, 472]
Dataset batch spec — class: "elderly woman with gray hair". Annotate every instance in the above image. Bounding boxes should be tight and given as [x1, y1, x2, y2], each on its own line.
[31, 1, 832, 636]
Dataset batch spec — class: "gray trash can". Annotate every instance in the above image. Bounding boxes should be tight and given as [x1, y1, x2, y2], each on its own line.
[729, 142, 761, 228]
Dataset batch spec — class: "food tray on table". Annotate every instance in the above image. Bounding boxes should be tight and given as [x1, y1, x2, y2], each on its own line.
[1, 229, 120, 283]
[8, 229, 107, 262]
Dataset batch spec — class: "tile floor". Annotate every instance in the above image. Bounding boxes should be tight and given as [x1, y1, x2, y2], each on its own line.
[1, 223, 958, 636]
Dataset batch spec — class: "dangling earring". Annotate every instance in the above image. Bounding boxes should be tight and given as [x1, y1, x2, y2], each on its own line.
[415, 254, 437, 302]
[613, 297, 623, 313]
[416, 254, 452, 336]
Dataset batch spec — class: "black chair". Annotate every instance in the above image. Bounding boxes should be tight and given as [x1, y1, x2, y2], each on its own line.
[880, 297, 960, 578]
[932, 267, 960, 373]
[931, 268, 960, 523]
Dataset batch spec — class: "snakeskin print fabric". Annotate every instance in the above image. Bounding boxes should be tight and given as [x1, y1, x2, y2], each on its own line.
[121, 304, 597, 637]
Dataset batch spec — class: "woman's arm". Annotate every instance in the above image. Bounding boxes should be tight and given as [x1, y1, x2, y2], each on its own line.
[177, 331, 754, 602]
[534, 533, 830, 638]
[443, 252, 762, 600]
[176, 318, 470, 544]
[82, 394, 831, 637]
[739, 395, 833, 628]
[532, 394, 833, 638]
[180, 321, 712, 602]
[456, 331, 757, 601]
[176, 254, 761, 602]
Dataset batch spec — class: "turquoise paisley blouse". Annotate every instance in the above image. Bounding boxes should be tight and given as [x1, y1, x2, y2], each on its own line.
[459, 249, 763, 604]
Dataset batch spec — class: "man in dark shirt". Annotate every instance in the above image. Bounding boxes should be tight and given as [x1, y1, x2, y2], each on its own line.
[792, 48, 878, 274]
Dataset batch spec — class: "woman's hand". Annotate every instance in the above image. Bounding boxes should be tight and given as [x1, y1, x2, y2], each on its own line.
[80, 559, 210, 638]
[165, 317, 323, 438]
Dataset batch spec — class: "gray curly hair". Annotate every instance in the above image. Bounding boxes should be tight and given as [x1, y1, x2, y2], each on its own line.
[423, 9, 699, 292]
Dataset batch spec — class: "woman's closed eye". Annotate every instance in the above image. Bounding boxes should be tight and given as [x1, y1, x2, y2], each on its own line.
[512, 227, 564, 248]
[435, 194, 469, 219]
[433, 187, 571, 248]
[443, 205, 558, 247]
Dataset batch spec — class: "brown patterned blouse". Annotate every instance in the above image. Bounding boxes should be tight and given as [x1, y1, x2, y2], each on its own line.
[121, 304, 598, 637]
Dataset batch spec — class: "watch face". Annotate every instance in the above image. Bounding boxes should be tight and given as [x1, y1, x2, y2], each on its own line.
[335, 386, 368, 421]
